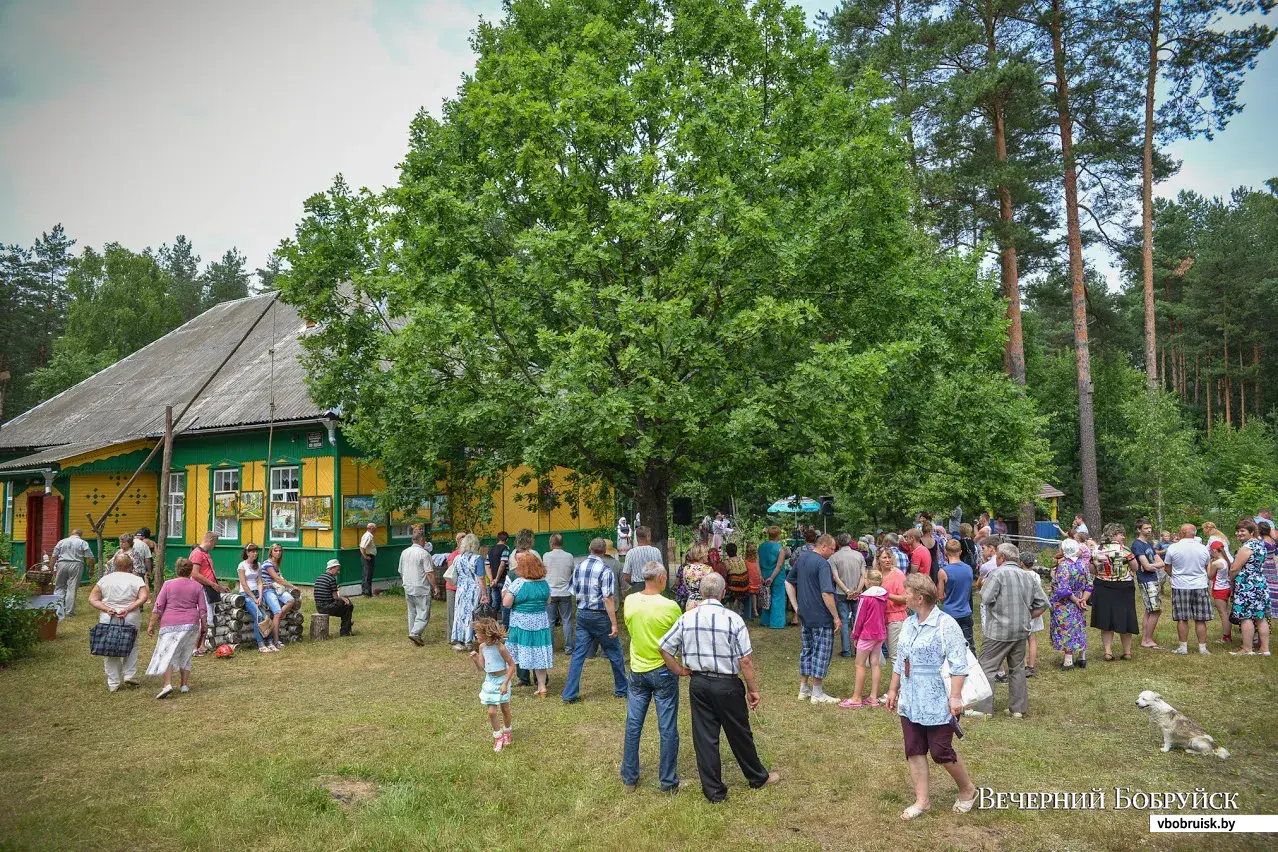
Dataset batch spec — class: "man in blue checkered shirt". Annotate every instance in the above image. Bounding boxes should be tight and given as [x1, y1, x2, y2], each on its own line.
[561, 538, 629, 702]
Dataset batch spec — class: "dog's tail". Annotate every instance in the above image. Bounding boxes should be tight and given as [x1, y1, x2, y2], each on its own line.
[1214, 745, 1231, 760]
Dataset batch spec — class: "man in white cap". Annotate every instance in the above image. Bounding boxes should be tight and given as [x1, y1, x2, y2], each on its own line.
[314, 559, 355, 636]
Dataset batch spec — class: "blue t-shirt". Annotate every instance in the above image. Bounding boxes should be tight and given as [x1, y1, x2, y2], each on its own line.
[789, 549, 835, 628]
[1131, 539, 1159, 584]
[940, 560, 973, 619]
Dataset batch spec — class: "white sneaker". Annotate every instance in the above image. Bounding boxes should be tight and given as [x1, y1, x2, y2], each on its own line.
[797, 690, 811, 702]
[1172, 647, 1189, 655]
[179, 685, 190, 693]
[963, 709, 988, 719]
[811, 693, 841, 705]
[156, 685, 174, 700]
[1198, 647, 1210, 655]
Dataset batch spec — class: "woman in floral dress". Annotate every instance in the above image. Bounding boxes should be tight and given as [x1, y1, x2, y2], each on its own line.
[678, 543, 715, 611]
[1050, 539, 1092, 670]
[1229, 519, 1271, 656]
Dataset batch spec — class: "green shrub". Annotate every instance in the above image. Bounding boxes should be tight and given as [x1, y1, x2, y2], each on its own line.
[0, 570, 42, 667]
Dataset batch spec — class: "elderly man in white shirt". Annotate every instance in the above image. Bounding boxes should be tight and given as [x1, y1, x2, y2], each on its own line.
[1164, 523, 1212, 655]
[399, 532, 436, 646]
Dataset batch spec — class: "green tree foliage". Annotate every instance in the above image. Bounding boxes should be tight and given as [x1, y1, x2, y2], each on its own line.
[279, 0, 1049, 552]
[201, 248, 251, 307]
[159, 235, 203, 321]
[31, 244, 183, 400]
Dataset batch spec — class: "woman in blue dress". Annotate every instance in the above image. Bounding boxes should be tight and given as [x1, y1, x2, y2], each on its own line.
[886, 573, 978, 821]
[758, 526, 790, 629]
[450, 533, 488, 651]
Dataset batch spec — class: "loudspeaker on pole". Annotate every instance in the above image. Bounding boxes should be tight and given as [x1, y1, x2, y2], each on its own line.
[672, 497, 693, 526]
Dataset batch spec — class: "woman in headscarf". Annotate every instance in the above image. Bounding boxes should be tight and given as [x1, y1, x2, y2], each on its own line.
[1049, 539, 1091, 670]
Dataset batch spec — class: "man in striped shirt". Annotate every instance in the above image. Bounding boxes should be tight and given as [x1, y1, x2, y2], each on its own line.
[314, 559, 355, 637]
[624, 527, 664, 595]
[660, 573, 778, 802]
[561, 539, 628, 703]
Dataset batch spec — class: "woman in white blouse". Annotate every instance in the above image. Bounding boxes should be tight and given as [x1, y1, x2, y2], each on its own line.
[88, 551, 150, 691]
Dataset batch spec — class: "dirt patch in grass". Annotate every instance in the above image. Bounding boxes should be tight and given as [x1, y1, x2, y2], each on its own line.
[316, 776, 380, 808]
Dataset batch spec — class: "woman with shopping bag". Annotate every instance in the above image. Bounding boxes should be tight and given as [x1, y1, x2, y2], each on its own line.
[885, 573, 979, 821]
[88, 551, 150, 692]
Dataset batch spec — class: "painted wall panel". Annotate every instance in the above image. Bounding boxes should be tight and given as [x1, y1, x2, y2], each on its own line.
[69, 473, 158, 538]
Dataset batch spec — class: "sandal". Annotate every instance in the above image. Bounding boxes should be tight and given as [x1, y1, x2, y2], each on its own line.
[838, 699, 864, 709]
[954, 796, 977, 814]
[901, 805, 930, 821]
[865, 699, 882, 708]
[1121, 653, 1132, 660]
[1103, 654, 1115, 661]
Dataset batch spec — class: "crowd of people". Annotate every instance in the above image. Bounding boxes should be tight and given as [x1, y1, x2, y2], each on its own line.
[53, 505, 1275, 814]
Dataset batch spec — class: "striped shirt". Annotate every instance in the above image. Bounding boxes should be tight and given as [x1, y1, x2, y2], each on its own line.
[624, 545, 664, 583]
[313, 572, 338, 610]
[570, 555, 615, 611]
[658, 599, 753, 675]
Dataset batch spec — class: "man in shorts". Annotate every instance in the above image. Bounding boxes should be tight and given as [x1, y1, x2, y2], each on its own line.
[1132, 519, 1165, 649]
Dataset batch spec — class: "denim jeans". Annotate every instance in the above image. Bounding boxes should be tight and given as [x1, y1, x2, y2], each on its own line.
[546, 596, 575, 654]
[620, 666, 680, 790]
[561, 609, 627, 701]
[835, 596, 854, 655]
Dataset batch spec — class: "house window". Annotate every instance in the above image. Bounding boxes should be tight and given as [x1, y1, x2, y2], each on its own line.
[391, 519, 413, 539]
[168, 472, 185, 539]
[3, 483, 11, 535]
[213, 468, 239, 540]
[269, 465, 300, 542]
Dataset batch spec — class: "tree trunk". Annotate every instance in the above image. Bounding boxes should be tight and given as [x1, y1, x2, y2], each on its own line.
[1239, 347, 1246, 429]
[1254, 342, 1261, 415]
[1050, 0, 1101, 534]
[1141, 0, 1161, 391]
[1194, 353, 1200, 406]
[1206, 364, 1212, 433]
[1224, 336, 1232, 427]
[636, 464, 672, 566]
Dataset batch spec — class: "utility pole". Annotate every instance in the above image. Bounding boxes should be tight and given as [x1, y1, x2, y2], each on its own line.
[154, 406, 174, 595]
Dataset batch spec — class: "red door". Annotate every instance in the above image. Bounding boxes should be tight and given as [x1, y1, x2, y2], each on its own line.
[26, 492, 42, 568]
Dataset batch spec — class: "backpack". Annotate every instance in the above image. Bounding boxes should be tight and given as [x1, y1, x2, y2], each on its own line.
[725, 556, 750, 594]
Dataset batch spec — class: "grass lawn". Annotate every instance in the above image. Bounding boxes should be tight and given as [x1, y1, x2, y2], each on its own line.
[1, 590, 1274, 851]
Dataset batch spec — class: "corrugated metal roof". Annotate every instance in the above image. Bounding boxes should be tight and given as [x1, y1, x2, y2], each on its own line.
[0, 294, 327, 451]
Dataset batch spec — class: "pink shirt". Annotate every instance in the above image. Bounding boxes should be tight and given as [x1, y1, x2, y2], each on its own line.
[189, 546, 215, 584]
[882, 567, 907, 623]
[850, 587, 888, 641]
[153, 577, 206, 629]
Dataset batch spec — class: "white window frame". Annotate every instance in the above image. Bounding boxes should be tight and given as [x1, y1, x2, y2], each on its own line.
[213, 468, 240, 540]
[168, 472, 185, 540]
[4, 482, 11, 535]
[269, 465, 300, 542]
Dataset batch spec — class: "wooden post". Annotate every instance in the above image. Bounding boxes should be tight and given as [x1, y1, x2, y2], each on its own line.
[154, 405, 174, 595]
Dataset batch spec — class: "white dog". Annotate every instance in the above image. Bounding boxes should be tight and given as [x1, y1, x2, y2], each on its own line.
[1135, 691, 1230, 759]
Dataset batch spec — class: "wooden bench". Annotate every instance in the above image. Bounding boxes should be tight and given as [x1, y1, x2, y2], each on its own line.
[309, 613, 331, 640]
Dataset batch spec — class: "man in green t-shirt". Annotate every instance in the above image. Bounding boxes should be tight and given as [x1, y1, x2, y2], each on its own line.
[620, 560, 684, 793]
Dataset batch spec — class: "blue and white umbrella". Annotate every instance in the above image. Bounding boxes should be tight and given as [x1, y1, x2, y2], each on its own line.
[767, 496, 821, 513]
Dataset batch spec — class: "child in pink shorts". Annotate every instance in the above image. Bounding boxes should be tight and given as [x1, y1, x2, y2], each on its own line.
[841, 570, 888, 709]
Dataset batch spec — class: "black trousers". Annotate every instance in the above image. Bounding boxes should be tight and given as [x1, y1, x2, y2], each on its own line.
[361, 554, 375, 597]
[688, 673, 769, 802]
[319, 601, 354, 635]
[954, 615, 975, 652]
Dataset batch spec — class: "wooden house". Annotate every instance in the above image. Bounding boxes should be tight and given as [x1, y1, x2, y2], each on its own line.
[0, 293, 611, 587]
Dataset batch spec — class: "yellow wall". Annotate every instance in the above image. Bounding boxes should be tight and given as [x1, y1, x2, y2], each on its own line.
[69, 473, 157, 538]
[473, 465, 609, 537]
[186, 464, 211, 545]
[301, 455, 334, 549]
[12, 485, 30, 541]
[340, 457, 388, 547]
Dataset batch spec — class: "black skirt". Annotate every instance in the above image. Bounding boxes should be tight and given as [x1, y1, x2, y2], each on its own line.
[1090, 578, 1138, 634]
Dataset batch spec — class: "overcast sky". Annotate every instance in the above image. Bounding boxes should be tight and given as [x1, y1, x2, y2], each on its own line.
[1, 0, 1274, 280]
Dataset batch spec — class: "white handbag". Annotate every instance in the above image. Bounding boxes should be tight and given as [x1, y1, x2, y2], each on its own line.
[940, 618, 993, 708]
